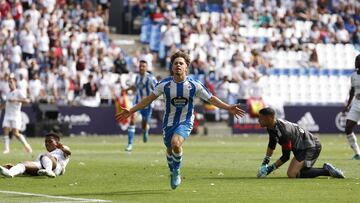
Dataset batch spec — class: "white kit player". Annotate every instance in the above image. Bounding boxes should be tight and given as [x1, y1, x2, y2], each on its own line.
[343, 54, 360, 160]
[0, 133, 71, 178]
[0, 77, 32, 154]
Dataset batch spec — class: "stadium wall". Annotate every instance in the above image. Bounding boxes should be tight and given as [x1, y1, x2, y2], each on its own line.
[233, 105, 356, 134]
[0, 105, 355, 136]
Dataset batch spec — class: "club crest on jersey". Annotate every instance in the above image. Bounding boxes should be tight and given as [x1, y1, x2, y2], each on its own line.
[138, 83, 144, 89]
[171, 96, 188, 107]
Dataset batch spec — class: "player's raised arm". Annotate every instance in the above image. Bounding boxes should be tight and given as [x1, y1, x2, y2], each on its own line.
[115, 93, 158, 121]
[57, 142, 71, 157]
[208, 96, 245, 118]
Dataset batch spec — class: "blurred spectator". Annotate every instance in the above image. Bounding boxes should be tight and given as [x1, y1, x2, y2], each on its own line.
[308, 49, 321, 69]
[28, 73, 45, 103]
[79, 74, 100, 107]
[113, 52, 129, 74]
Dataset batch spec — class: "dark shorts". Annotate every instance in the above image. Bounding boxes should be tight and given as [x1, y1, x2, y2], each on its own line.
[293, 145, 322, 168]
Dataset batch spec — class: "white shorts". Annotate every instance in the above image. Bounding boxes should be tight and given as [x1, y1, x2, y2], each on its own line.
[2, 118, 21, 130]
[347, 103, 360, 122]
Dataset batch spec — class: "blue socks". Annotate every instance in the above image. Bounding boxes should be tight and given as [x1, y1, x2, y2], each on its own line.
[166, 154, 173, 173]
[172, 151, 183, 171]
[127, 125, 135, 145]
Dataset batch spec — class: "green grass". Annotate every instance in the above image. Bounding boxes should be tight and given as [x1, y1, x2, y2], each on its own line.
[0, 134, 359, 203]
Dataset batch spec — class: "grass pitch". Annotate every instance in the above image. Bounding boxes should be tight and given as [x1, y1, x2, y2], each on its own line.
[0, 134, 359, 202]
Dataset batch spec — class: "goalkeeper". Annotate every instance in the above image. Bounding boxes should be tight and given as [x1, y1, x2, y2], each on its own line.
[257, 107, 344, 179]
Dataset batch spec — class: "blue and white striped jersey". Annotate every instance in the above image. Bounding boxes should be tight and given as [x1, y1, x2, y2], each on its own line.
[134, 72, 157, 104]
[153, 76, 212, 128]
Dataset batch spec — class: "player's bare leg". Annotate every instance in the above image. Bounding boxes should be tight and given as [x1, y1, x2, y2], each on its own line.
[12, 128, 32, 153]
[288, 157, 344, 178]
[287, 157, 304, 178]
[345, 119, 360, 160]
[170, 134, 185, 189]
[2, 127, 10, 154]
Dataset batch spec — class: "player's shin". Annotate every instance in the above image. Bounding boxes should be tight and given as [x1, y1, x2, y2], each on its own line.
[143, 124, 149, 143]
[298, 168, 330, 178]
[172, 150, 183, 171]
[346, 133, 360, 155]
[16, 134, 32, 153]
[128, 125, 135, 145]
[3, 135, 10, 153]
[166, 153, 174, 173]
[8, 163, 25, 177]
[40, 156, 53, 172]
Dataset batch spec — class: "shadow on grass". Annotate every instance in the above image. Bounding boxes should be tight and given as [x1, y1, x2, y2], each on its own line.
[202, 176, 289, 180]
[62, 189, 170, 197]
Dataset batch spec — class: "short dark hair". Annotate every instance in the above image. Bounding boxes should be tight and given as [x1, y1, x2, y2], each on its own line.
[45, 132, 60, 142]
[170, 51, 191, 67]
[259, 107, 275, 116]
[356, 54, 360, 70]
[139, 60, 147, 64]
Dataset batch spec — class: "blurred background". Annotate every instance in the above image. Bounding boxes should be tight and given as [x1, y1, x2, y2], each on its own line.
[0, 0, 359, 137]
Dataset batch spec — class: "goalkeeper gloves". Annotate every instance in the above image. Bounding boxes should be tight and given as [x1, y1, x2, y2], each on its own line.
[257, 163, 277, 178]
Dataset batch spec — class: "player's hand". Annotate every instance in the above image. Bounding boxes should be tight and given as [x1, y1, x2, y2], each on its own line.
[56, 142, 64, 149]
[115, 106, 132, 121]
[257, 164, 269, 178]
[228, 104, 245, 119]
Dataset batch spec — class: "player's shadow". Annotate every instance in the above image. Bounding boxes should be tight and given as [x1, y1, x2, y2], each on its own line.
[202, 176, 289, 180]
[63, 189, 170, 197]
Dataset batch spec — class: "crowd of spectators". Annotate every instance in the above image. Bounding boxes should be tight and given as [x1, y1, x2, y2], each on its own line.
[132, 0, 360, 105]
[0, 0, 139, 107]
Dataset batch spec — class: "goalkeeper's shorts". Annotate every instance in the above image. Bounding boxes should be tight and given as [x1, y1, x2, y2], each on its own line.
[293, 145, 322, 168]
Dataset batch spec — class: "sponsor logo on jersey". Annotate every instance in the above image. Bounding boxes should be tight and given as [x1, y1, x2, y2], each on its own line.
[171, 96, 188, 107]
[297, 112, 319, 132]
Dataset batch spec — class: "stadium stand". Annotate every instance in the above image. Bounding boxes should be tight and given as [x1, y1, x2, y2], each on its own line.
[0, 0, 359, 109]
[136, 0, 360, 104]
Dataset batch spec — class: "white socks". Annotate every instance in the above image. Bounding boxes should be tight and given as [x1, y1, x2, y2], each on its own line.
[346, 133, 360, 155]
[40, 156, 53, 172]
[3, 135, 9, 153]
[8, 164, 26, 177]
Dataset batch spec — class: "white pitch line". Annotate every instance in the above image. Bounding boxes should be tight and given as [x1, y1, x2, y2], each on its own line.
[0, 190, 111, 202]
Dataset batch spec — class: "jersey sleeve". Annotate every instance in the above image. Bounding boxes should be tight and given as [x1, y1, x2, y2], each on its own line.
[267, 130, 277, 150]
[153, 81, 165, 96]
[195, 81, 212, 101]
[150, 75, 157, 90]
[18, 90, 26, 100]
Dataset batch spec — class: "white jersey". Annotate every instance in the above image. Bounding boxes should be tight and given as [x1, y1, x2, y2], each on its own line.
[153, 76, 212, 128]
[347, 72, 360, 122]
[350, 72, 360, 108]
[49, 147, 70, 175]
[4, 89, 26, 120]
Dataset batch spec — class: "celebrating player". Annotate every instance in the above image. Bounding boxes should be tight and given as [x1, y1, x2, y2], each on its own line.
[0, 132, 71, 178]
[0, 77, 32, 154]
[256, 107, 344, 179]
[116, 51, 245, 189]
[123, 60, 157, 151]
[343, 54, 360, 160]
